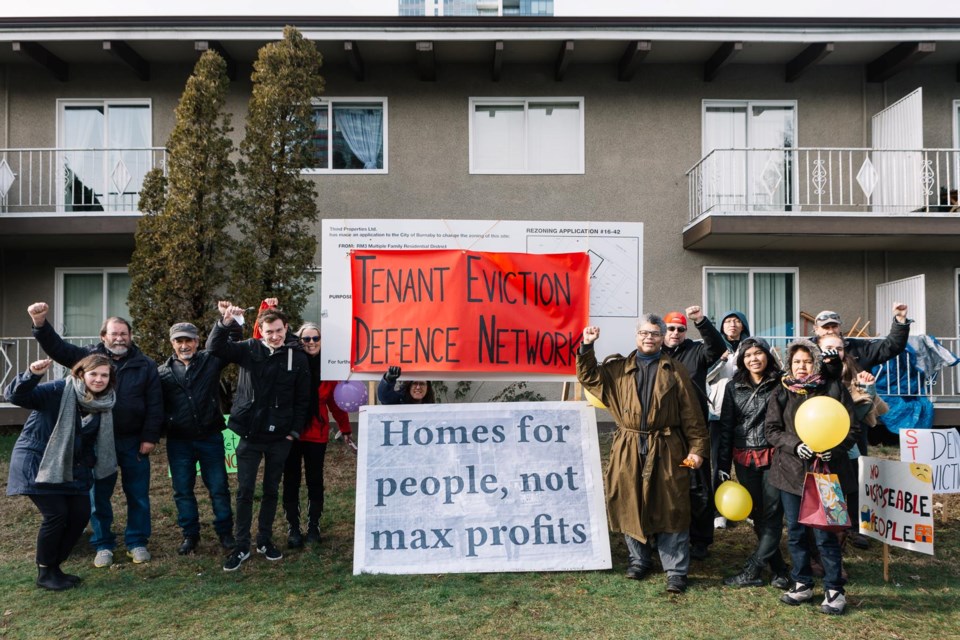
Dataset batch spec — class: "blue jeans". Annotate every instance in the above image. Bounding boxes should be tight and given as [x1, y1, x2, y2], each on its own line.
[781, 490, 845, 593]
[89, 436, 152, 551]
[167, 433, 234, 539]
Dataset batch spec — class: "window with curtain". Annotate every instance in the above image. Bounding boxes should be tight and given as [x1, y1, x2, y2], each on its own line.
[301, 271, 322, 325]
[704, 268, 797, 338]
[469, 98, 584, 174]
[702, 100, 796, 212]
[308, 99, 386, 172]
[58, 270, 131, 337]
[59, 100, 152, 212]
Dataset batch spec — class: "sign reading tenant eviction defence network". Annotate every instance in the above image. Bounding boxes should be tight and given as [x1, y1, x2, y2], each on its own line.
[350, 249, 589, 374]
[353, 402, 611, 574]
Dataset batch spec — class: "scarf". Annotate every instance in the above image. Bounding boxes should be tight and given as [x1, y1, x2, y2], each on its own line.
[36, 376, 117, 484]
[780, 373, 823, 395]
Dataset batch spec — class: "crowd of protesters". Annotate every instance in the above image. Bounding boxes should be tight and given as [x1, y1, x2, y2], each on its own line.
[7, 297, 911, 615]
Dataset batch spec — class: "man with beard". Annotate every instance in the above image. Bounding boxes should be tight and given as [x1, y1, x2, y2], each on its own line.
[28, 302, 162, 568]
[158, 320, 236, 555]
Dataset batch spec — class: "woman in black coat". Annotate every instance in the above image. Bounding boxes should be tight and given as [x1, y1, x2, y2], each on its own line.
[377, 365, 436, 405]
[765, 339, 856, 615]
[6, 354, 116, 591]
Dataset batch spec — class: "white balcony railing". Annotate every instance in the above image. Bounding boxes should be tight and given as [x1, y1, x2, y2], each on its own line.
[687, 148, 960, 223]
[0, 336, 101, 398]
[0, 147, 167, 215]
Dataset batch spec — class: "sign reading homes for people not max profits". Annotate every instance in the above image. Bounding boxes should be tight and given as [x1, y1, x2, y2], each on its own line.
[901, 428, 960, 493]
[350, 249, 589, 374]
[353, 402, 612, 575]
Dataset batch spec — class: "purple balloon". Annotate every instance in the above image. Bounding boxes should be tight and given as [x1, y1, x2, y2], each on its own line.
[334, 381, 369, 412]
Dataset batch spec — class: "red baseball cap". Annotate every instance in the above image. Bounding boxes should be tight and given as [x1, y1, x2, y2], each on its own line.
[663, 311, 687, 326]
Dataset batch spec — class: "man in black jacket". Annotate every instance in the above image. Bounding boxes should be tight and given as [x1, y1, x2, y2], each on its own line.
[159, 321, 236, 555]
[28, 301, 162, 568]
[208, 303, 310, 572]
[812, 303, 910, 371]
[661, 305, 726, 561]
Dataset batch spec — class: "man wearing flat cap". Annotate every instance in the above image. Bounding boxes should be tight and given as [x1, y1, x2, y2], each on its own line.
[158, 321, 237, 555]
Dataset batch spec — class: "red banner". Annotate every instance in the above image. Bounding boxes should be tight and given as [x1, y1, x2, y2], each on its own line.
[350, 249, 589, 374]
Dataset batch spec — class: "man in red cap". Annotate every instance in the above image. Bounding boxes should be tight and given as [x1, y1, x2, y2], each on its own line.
[661, 305, 726, 561]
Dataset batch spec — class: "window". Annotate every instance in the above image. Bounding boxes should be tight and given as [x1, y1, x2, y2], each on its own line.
[55, 269, 131, 337]
[301, 270, 322, 325]
[953, 100, 960, 191]
[57, 99, 152, 212]
[702, 100, 796, 212]
[307, 99, 387, 173]
[469, 98, 584, 174]
[703, 267, 798, 337]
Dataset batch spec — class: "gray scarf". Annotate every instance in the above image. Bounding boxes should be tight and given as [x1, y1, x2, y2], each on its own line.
[36, 376, 117, 484]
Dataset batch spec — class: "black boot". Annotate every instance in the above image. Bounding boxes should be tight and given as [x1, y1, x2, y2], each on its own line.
[723, 563, 764, 588]
[36, 565, 73, 591]
[53, 566, 82, 586]
[305, 523, 321, 545]
[287, 528, 304, 549]
[305, 501, 322, 544]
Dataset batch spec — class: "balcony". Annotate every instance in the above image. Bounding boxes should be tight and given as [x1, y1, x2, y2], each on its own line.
[684, 147, 960, 251]
[0, 147, 166, 248]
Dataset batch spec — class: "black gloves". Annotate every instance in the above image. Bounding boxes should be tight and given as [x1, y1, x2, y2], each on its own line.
[385, 365, 401, 385]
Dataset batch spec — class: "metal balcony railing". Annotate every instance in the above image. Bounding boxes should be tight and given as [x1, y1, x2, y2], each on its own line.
[687, 148, 960, 223]
[0, 336, 101, 398]
[0, 147, 167, 215]
[756, 336, 960, 402]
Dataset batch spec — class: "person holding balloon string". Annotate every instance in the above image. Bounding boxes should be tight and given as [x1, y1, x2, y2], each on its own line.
[378, 366, 436, 404]
[281, 322, 354, 550]
[765, 338, 857, 615]
[715, 337, 790, 589]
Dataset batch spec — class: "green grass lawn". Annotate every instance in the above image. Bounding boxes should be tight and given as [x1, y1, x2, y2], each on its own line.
[0, 432, 957, 640]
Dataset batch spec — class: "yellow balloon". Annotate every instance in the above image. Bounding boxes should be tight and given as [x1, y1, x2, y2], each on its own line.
[794, 396, 850, 452]
[583, 389, 606, 409]
[715, 480, 753, 521]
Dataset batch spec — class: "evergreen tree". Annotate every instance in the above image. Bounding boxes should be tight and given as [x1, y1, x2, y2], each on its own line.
[128, 50, 236, 360]
[229, 26, 324, 325]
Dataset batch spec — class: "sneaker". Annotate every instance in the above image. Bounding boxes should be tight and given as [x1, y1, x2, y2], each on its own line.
[305, 526, 321, 545]
[127, 547, 151, 564]
[177, 537, 199, 555]
[723, 566, 764, 588]
[257, 541, 283, 561]
[820, 589, 846, 615]
[219, 533, 237, 550]
[770, 571, 791, 590]
[625, 563, 653, 581]
[223, 548, 250, 572]
[690, 542, 709, 561]
[287, 529, 304, 549]
[665, 575, 688, 594]
[780, 582, 814, 606]
[714, 516, 728, 530]
[93, 549, 114, 568]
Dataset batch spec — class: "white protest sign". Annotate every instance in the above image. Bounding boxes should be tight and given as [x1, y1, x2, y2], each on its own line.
[353, 401, 612, 574]
[900, 428, 960, 493]
[321, 218, 643, 380]
[858, 456, 935, 555]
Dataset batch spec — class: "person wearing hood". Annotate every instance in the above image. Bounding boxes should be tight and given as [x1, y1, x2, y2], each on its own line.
[706, 310, 751, 529]
[716, 337, 789, 589]
[208, 302, 311, 572]
[661, 305, 726, 561]
[765, 338, 857, 615]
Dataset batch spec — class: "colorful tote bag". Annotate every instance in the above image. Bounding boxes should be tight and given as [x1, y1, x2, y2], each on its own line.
[798, 460, 850, 532]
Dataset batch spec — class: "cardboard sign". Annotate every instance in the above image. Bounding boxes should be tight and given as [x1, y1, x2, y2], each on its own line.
[353, 402, 612, 575]
[858, 456, 935, 555]
[350, 250, 590, 375]
[900, 428, 960, 493]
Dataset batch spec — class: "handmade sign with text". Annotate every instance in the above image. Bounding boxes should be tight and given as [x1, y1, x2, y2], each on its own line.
[858, 456, 934, 555]
[900, 428, 960, 493]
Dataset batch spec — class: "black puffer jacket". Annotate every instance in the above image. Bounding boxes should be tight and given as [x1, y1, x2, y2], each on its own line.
[717, 374, 779, 474]
[814, 316, 911, 370]
[158, 350, 230, 440]
[207, 321, 310, 443]
[662, 316, 727, 422]
[33, 321, 162, 443]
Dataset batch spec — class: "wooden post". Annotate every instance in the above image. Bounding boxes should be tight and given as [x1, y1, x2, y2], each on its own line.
[882, 543, 890, 582]
[561, 381, 570, 401]
[368, 381, 376, 405]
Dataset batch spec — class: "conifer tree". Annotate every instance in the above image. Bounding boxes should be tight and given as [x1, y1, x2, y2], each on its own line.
[128, 50, 236, 360]
[229, 26, 324, 324]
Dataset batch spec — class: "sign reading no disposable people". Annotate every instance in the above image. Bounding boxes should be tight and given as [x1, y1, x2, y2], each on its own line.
[353, 402, 611, 574]
[858, 456, 935, 555]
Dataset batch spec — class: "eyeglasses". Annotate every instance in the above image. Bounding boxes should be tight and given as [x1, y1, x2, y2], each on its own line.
[410, 382, 428, 388]
[637, 330, 663, 338]
[817, 312, 840, 323]
[301, 336, 320, 343]
[666, 326, 687, 333]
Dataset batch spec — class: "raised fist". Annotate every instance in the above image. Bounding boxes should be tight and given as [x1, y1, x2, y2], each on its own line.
[29, 358, 53, 375]
[685, 306, 703, 322]
[582, 326, 600, 345]
[27, 302, 49, 327]
[385, 365, 401, 384]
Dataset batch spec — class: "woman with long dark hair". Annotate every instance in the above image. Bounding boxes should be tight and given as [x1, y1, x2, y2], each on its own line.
[377, 365, 436, 405]
[717, 337, 789, 588]
[6, 354, 117, 590]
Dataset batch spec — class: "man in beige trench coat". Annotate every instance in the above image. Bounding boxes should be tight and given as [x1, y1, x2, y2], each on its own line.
[577, 314, 709, 593]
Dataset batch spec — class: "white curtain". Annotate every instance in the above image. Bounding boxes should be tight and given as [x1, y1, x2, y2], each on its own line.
[62, 106, 104, 204]
[63, 274, 103, 337]
[335, 106, 383, 169]
[108, 105, 151, 201]
[706, 272, 748, 325]
[703, 105, 747, 210]
[527, 102, 580, 173]
[472, 104, 524, 172]
[107, 273, 132, 321]
[749, 105, 795, 211]
[754, 272, 794, 336]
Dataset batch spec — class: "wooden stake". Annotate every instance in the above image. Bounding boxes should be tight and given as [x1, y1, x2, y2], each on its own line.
[561, 381, 570, 401]
[882, 542, 890, 582]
